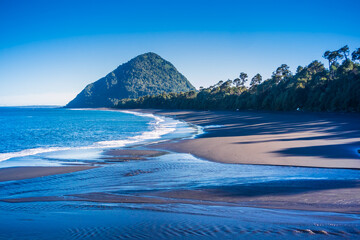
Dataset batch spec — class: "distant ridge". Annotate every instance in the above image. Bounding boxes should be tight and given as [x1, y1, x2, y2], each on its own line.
[66, 52, 195, 108]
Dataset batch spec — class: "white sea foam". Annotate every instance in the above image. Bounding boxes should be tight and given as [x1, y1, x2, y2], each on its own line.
[186, 124, 225, 139]
[203, 125, 224, 129]
[0, 110, 191, 163]
[95, 111, 177, 148]
[0, 147, 72, 162]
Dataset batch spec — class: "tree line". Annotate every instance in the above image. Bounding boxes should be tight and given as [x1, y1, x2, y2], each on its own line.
[115, 46, 360, 112]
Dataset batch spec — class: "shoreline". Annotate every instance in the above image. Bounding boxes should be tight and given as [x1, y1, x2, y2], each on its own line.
[0, 108, 191, 183]
[4, 178, 360, 214]
[1, 108, 360, 216]
[0, 166, 97, 182]
[126, 109, 360, 169]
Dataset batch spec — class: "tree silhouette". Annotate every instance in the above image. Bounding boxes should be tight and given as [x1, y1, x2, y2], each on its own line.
[239, 72, 248, 86]
[339, 45, 350, 61]
[323, 50, 343, 79]
[272, 64, 291, 83]
[250, 73, 262, 87]
[352, 48, 360, 62]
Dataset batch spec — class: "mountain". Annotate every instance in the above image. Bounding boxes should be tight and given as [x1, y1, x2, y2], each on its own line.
[65, 52, 195, 108]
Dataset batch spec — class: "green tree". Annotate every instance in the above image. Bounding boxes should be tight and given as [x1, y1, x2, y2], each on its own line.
[250, 73, 262, 87]
[239, 72, 248, 86]
[296, 66, 304, 74]
[233, 78, 241, 87]
[352, 48, 360, 62]
[323, 51, 333, 69]
[221, 79, 233, 88]
[339, 45, 350, 61]
[323, 50, 342, 68]
[115, 46, 360, 113]
[272, 64, 291, 83]
[323, 50, 343, 79]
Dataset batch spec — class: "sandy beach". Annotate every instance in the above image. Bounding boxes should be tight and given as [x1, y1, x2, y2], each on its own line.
[2, 142, 360, 215]
[128, 109, 360, 169]
[0, 166, 96, 182]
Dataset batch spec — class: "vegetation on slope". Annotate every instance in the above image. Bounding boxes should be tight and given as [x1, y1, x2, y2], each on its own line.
[115, 46, 360, 112]
[66, 52, 195, 108]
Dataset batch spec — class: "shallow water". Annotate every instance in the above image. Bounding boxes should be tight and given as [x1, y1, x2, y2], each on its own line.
[2, 152, 359, 198]
[1, 108, 360, 239]
[1, 152, 360, 239]
[1, 201, 359, 240]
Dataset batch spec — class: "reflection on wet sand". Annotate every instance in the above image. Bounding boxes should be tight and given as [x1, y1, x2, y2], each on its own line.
[1, 148, 360, 239]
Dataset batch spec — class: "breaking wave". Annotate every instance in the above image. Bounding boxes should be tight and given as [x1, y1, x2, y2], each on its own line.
[0, 110, 193, 163]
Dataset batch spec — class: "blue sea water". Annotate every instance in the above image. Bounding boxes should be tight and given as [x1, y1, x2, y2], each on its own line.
[0, 107, 194, 166]
[0, 107, 149, 153]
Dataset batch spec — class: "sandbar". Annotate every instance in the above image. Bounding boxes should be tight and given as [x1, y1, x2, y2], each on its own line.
[0, 166, 97, 182]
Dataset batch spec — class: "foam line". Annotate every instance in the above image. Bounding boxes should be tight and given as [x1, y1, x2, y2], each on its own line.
[0, 110, 197, 162]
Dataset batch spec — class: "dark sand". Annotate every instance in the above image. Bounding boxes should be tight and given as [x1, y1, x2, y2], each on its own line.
[129, 109, 360, 169]
[4, 179, 360, 214]
[0, 166, 96, 182]
[101, 149, 168, 162]
[151, 179, 360, 214]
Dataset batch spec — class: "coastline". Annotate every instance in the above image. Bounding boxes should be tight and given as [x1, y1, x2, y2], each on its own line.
[1, 108, 360, 217]
[127, 109, 360, 169]
[0, 108, 193, 182]
[0, 166, 97, 182]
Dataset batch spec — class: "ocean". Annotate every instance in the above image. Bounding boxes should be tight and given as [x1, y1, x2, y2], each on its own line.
[0, 107, 195, 167]
[1, 107, 360, 239]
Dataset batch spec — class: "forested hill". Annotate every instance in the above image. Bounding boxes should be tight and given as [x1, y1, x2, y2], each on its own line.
[66, 52, 195, 108]
[115, 46, 360, 112]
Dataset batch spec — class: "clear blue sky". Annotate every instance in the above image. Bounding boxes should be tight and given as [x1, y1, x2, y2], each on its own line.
[1, 0, 360, 105]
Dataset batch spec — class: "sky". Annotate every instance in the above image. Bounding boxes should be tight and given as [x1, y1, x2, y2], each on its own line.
[0, 0, 360, 106]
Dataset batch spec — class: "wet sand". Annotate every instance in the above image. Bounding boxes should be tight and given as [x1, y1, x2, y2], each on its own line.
[2, 146, 360, 214]
[152, 179, 360, 214]
[0, 149, 165, 182]
[101, 149, 168, 161]
[4, 179, 360, 214]
[0, 166, 97, 182]
[129, 109, 360, 169]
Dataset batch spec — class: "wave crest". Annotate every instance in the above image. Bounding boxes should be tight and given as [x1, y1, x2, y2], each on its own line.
[0, 111, 182, 163]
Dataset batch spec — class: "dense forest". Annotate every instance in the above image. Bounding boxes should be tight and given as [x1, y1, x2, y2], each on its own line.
[115, 46, 360, 112]
[66, 52, 195, 108]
